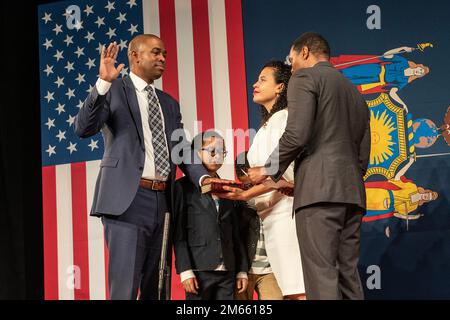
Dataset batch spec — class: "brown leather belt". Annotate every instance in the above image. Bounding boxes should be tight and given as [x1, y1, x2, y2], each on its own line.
[139, 178, 168, 191]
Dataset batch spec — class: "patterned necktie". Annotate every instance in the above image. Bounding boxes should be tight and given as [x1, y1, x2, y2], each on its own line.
[145, 85, 170, 179]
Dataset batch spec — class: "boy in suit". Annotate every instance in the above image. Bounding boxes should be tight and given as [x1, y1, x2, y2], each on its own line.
[173, 131, 248, 300]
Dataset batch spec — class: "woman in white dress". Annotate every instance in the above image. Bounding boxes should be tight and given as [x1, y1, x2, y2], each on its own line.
[222, 61, 305, 299]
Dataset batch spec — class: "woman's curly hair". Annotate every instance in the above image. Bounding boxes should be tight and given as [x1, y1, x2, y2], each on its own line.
[259, 60, 291, 126]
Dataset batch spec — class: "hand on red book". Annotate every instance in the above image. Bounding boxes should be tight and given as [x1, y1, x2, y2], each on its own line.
[278, 187, 294, 197]
[201, 177, 234, 186]
[262, 178, 294, 196]
[215, 185, 249, 201]
[247, 166, 268, 184]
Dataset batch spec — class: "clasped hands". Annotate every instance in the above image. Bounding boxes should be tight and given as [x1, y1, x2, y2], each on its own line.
[205, 166, 294, 201]
[182, 276, 248, 295]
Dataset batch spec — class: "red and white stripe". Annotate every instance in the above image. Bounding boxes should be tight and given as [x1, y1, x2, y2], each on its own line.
[43, 161, 107, 300]
[43, 0, 248, 300]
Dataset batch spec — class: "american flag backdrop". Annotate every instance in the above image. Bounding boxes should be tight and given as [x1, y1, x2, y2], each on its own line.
[38, 0, 248, 300]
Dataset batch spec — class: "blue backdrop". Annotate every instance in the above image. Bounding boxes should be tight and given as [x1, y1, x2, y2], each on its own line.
[242, 0, 450, 299]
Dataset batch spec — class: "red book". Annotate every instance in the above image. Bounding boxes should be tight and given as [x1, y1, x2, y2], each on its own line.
[201, 182, 252, 194]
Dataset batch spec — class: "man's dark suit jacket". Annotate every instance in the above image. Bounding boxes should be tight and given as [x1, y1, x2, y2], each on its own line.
[268, 61, 371, 212]
[173, 176, 248, 274]
[74, 76, 207, 217]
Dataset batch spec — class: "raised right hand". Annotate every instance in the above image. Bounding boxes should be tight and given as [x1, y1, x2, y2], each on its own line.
[99, 42, 125, 82]
[182, 277, 199, 295]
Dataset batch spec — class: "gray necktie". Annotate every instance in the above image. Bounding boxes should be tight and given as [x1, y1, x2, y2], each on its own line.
[145, 85, 170, 178]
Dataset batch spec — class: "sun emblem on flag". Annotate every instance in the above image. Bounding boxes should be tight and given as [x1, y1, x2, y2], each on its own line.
[370, 109, 397, 166]
[364, 93, 411, 180]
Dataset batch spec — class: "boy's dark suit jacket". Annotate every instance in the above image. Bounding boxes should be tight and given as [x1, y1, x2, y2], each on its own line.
[173, 176, 248, 275]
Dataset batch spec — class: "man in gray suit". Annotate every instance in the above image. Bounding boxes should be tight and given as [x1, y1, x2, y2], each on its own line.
[75, 34, 221, 300]
[248, 32, 371, 300]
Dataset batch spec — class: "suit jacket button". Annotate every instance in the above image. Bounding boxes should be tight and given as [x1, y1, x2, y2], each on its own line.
[139, 167, 143, 171]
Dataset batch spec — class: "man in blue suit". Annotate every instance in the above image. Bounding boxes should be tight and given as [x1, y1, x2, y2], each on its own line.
[75, 34, 221, 300]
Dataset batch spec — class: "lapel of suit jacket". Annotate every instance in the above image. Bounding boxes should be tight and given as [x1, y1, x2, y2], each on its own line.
[122, 76, 144, 149]
[217, 198, 231, 220]
[212, 174, 226, 218]
[155, 89, 173, 151]
[201, 192, 219, 218]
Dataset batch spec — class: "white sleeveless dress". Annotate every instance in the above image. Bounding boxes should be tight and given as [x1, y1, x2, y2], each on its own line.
[247, 110, 305, 295]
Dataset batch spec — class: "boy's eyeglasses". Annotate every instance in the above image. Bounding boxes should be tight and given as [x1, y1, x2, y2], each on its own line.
[201, 148, 228, 158]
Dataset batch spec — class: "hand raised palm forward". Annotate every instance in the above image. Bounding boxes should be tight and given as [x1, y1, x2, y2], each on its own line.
[99, 41, 125, 82]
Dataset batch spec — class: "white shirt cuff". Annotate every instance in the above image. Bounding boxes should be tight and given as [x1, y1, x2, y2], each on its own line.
[199, 175, 211, 187]
[95, 78, 112, 96]
[180, 270, 196, 283]
[236, 272, 248, 279]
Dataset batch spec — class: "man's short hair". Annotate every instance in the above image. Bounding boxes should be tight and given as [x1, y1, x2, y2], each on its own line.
[127, 34, 160, 61]
[292, 32, 330, 58]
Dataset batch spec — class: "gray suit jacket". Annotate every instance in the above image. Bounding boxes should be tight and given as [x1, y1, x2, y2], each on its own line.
[75, 76, 207, 216]
[267, 61, 371, 212]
